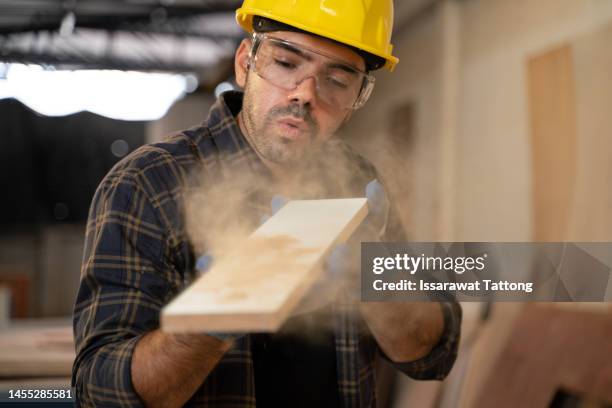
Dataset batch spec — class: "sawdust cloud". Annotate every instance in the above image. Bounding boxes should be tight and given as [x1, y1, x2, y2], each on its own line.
[181, 137, 387, 343]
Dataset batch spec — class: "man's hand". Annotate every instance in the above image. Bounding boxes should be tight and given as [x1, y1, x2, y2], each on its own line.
[360, 301, 444, 363]
[291, 179, 388, 315]
[361, 180, 446, 362]
[365, 179, 390, 239]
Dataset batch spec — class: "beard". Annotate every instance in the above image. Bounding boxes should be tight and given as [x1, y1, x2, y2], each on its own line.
[240, 85, 321, 165]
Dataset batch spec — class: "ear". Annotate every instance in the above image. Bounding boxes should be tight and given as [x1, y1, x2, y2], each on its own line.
[234, 38, 252, 89]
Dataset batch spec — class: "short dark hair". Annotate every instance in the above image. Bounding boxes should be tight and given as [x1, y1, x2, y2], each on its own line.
[252, 15, 386, 71]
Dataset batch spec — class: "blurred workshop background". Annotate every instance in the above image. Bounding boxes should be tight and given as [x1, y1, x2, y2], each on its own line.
[1, 0, 611, 407]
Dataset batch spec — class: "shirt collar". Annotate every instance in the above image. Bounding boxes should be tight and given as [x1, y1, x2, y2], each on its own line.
[195, 90, 269, 177]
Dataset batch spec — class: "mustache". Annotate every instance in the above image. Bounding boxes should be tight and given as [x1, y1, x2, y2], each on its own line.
[267, 104, 319, 134]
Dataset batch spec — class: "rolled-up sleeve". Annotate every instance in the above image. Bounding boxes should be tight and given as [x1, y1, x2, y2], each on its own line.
[380, 301, 462, 380]
[72, 172, 177, 407]
[377, 186, 462, 380]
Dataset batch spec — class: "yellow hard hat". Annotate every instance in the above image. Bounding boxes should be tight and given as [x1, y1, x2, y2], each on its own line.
[236, 0, 399, 72]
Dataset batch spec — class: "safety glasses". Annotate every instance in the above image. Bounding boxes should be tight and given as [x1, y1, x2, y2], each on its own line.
[248, 33, 375, 110]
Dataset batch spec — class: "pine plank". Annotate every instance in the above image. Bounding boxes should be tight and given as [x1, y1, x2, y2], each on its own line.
[161, 198, 368, 333]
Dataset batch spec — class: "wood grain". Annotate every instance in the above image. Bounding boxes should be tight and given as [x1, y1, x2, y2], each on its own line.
[161, 198, 368, 333]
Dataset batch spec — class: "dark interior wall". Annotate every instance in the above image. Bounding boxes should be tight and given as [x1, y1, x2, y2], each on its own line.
[0, 98, 146, 227]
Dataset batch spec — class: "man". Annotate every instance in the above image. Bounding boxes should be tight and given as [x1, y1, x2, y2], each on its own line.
[72, 1, 461, 407]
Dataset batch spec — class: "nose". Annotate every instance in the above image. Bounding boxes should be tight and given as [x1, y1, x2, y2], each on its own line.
[287, 75, 318, 108]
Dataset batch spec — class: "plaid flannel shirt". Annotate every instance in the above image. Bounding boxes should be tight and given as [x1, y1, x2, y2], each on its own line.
[72, 91, 461, 407]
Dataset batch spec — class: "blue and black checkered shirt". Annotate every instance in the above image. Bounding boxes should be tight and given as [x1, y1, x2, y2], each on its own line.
[72, 91, 461, 407]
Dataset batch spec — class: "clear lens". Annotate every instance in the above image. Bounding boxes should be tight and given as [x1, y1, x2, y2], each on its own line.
[250, 34, 375, 110]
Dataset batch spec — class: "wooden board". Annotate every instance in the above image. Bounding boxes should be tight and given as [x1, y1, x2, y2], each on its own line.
[570, 21, 612, 241]
[161, 198, 368, 333]
[528, 21, 612, 242]
[458, 303, 525, 408]
[472, 305, 612, 407]
[0, 319, 74, 378]
[0, 377, 71, 391]
[527, 44, 577, 241]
